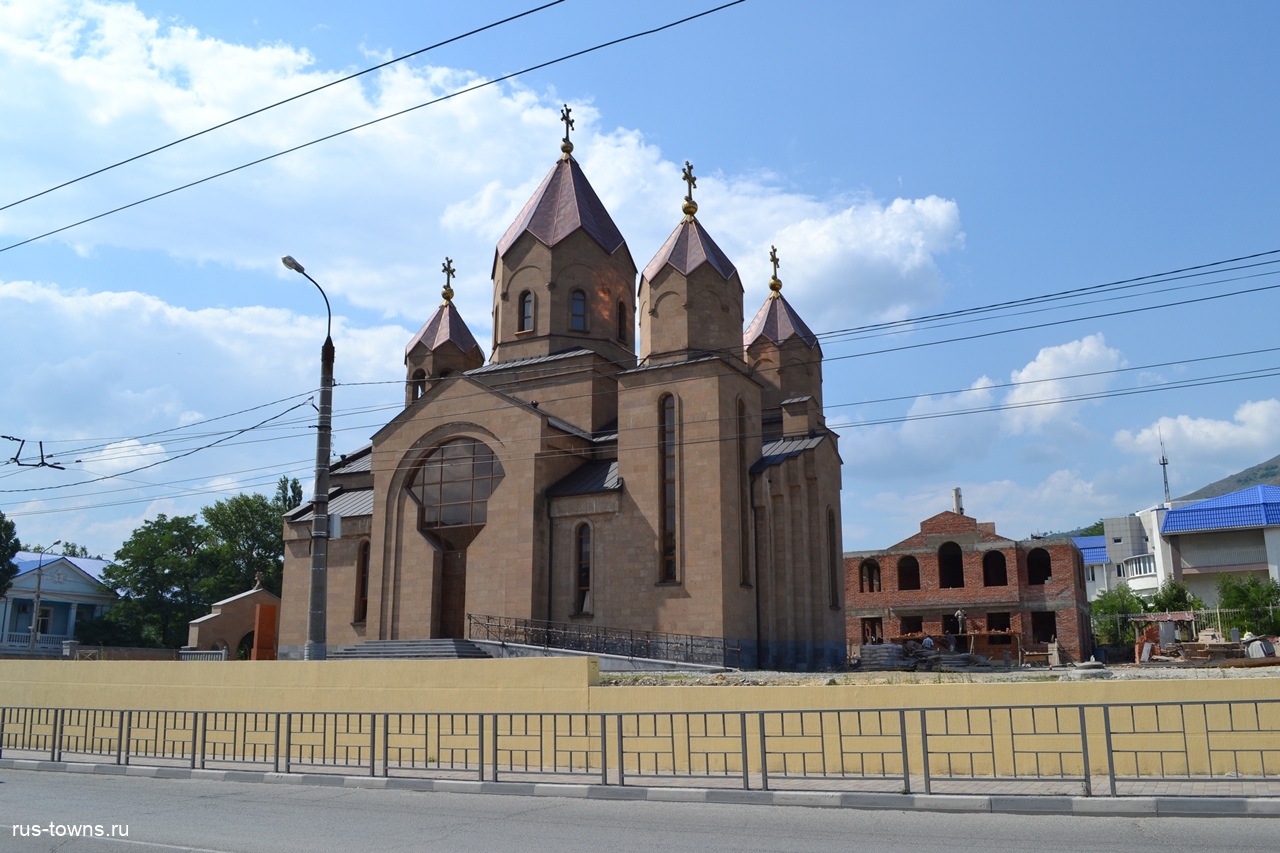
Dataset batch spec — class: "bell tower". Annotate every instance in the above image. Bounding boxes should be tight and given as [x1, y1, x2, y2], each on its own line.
[404, 258, 483, 406]
[490, 106, 637, 367]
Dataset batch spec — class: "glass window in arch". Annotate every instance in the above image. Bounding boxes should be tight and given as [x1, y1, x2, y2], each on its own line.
[406, 438, 505, 531]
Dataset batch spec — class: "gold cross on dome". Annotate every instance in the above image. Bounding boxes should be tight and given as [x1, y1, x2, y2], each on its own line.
[441, 257, 456, 302]
[560, 104, 574, 142]
[682, 161, 697, 203]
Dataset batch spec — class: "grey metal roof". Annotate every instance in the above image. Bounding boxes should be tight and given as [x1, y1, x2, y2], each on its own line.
[332, 444, 373, 474]
[467, 347, 595, 376]
[750, 435, 826, 473]
[642, 216, 736, 283]
[744, 292, 819, 349]
[291, 487, 375, 523]
[495, 156, 626, 258]
[618, 354, 722, 376]
[547, 459, 621, 497]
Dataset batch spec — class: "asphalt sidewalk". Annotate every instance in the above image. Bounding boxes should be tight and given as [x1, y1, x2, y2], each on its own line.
[4, 757, 1279, 819]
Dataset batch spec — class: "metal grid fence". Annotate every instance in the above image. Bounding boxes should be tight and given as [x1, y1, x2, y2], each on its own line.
[5, 699, 1280, 797]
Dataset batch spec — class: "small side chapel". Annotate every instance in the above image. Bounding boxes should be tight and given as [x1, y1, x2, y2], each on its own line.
[279, 111, 846, 668]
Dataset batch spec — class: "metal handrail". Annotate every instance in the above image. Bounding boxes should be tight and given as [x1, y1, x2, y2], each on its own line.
[467, 613, 741, 668]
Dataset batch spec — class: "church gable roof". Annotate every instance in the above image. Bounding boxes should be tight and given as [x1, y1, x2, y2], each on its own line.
[496, 156, 626, 258]
[642, 217, 736, 283]
[744, 292, 819, 349]
[406, 299, 481, 359]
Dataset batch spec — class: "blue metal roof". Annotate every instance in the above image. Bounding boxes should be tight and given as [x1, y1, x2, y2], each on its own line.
[1072, 535, 1108, 564]
[1161, 485, 1280, 534]
[12, 551, 110, 582]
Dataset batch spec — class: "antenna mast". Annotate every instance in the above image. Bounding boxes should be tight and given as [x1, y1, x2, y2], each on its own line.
[1159, 429, 1171, 506]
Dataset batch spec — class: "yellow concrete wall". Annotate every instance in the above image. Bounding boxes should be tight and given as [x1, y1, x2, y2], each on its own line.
[0, 658, 598, 713]
[6, 659, 1280, 779]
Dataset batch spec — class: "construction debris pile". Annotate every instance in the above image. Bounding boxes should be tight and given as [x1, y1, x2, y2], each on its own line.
[856, 640, 995, 672]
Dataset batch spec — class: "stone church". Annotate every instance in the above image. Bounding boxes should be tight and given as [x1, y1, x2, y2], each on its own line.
[279, 116, 845, 669]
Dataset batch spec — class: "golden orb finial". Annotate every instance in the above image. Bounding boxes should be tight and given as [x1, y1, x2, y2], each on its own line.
[560, 104, 575, 159]
[681, 160, 698, 220]
[768, 245, 782, 296]
[441, 257, 456, 304]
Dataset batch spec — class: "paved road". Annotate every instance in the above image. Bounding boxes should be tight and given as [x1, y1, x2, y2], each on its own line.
[1, 769, 1277, 853]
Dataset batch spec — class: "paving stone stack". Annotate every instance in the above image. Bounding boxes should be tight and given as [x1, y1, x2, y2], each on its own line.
[855, 643, 916, 671]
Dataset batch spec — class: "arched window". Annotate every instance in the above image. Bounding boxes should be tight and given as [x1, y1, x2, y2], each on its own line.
[616, 300, 627, 343]
[983, 550, 1008, 586]
[659, 394, 678, 583]
[827, 509, 841, 608]
[575, 523, 592, 614]
[354, 539, 371, 623]
[406, 437, 505, 551]
[938, 541, 965, 588]
[859, 559, 881, 593]
[570, 289, 587, 331]
[897, 556, 921, 590]
[1028, 548, 1052, 585]
[518, 291, 534, 332]
[410, 368, 427, 402]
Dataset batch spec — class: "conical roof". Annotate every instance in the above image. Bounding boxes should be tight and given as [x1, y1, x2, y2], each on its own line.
[744, 292, 819, 349]
[406, 300, 481, 360]
[496, 156, 626, 258]
[641, 217, 737, 283]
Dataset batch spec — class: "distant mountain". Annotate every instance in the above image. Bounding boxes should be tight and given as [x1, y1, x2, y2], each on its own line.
[1178, 452, 1280, 502]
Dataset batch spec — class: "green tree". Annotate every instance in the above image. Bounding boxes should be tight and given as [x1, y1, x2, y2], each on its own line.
[273, 476, 303, 513]
[0, 508, 21, 596]
[1215, 574, 1280, 635]
[1149, 579, 1205, 613]
[99, 514, 209, 648]
[201, 492, 285, 598]
[1090, 582, 1149, 645]
[1078, 519, 1105, 536]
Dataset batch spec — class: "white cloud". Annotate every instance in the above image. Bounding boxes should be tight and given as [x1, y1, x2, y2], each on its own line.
[1002, 333, 1125, 434]
[839, 377, 999, 479]
[75, 439, 166, 475]
[1114, 399, 1280, 477]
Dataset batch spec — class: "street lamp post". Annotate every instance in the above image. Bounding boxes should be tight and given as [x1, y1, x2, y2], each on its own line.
[282, 255, 333, 662]
[28, 539, 61, 651]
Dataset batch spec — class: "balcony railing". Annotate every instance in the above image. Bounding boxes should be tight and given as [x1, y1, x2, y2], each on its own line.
[2, 632, 69, 649]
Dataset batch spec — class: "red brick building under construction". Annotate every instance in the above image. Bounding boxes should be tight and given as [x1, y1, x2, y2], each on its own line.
[844, 496, 1091, 664]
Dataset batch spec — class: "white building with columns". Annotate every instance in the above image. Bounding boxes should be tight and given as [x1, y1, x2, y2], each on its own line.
[1, 552, 115, 652]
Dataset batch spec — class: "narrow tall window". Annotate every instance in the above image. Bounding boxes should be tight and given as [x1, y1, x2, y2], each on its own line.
[575, 523, 592, 613]
[354, 540, 370, 623]
[938, 541, 965, 588]
[983, 550, 1008, 586]
[410, 368, 427, 402]
[518, 291, 533, 332]
[827, 509, 840, 608]
[738, 401, 751, 586]
[1028, 548, 1052, 585]
[659, 394, 678, 582]
[616, 300, 627, 343]
[570, 289, 587, 331]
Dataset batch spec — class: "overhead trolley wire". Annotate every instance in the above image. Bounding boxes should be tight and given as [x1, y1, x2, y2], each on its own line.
[0, 0, 568, 214]
[0, 0, 747, 255]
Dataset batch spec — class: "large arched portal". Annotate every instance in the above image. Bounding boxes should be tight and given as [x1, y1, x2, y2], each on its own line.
[405, 437, 505, 638]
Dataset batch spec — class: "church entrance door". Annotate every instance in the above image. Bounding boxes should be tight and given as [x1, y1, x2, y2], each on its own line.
[440, 550, 467, 639]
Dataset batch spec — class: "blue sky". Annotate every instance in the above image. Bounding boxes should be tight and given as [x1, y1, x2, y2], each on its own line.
[2, 0, 1279, 559]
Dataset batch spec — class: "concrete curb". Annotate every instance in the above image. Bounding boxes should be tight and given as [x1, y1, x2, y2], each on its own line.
[1, 758, 1275, 819]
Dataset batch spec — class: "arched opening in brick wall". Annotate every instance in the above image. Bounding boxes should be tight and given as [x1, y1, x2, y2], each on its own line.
[982, 550, 1008, 586]
[938, 542, 964, 588]
[1028, 548, 1052, 585]
[897, 555, 920, 590]
[859, 559, 882, 593]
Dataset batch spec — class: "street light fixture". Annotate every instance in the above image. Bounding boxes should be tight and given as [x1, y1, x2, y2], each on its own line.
[28, 539, 61, 651]
[282, 255, 334, 662]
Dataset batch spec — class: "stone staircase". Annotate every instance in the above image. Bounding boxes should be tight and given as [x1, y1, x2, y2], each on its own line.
[327, 639, 492, 661]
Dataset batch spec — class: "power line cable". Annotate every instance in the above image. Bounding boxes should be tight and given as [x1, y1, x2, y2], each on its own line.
[0, 1, 568, 214]
[0, 0, 747, 255]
